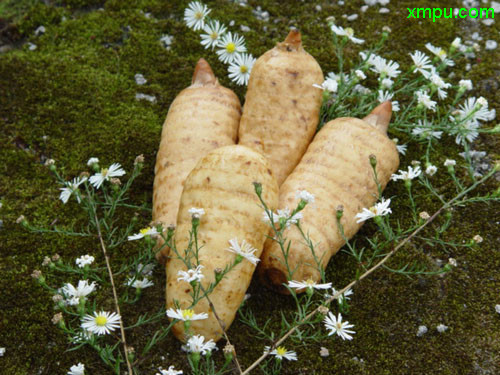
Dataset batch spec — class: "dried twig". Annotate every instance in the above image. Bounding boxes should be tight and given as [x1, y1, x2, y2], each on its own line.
[94, 211, 134, 375]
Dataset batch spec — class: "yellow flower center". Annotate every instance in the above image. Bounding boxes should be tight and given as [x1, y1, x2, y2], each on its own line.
[276, 347, 287, 356]
[95, 316, 108, 326]
[226, 42, 236, 53]
[101, 168, 109, 177]
[345, 28, 354, 37]
[195, 11, 203, 20]
[210, 31, 218, 40]
[438, 49, 447, 59]
[140, 227, 151, 235]
[305, 279, 316, 287]
[182, 309, 194, 320]
[336, 322, 343, 329]
[369, 206, 377, 214]
[240, 65, 248, 73]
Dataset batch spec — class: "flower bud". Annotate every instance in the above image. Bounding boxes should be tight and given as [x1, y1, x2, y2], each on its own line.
[134, 154, 145, 166]
[336, 205, 344, 220]
[253, 181, 262, 197]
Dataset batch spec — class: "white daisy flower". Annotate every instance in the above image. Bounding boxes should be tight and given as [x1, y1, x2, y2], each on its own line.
[329, 287, 353, 304]
[128, 226, 160, 241]
[264, 346, 298, 361]
[355, 197, 392, 223]
[177, 265, 204, 283]
[72, 329, 93, 344]
[415, 90, 437, 111]
[425, 42, 454, 66]
[288, 279, 332, 291]
[60, 280, 97, 304]
[227, 238, 260, 265]
[396, 144, 407, 155]
[87, 157, 99, 166]
[313, 78, 338, 93]
[127, 277, 154, 289]
[156, 366, 183, 375]
[451, 37, 462, 48]
[59, 177, 87, 204]
[444, 159, 456, 167]
[326, 71, 342, 82]
[166, 308, 208, 321]
[68, 363, 85, 375]
[201, 20, 227, 50]
[377, 90, 400, 111]
[425, 164, 438, 176]
[81, 311, 121, 335]
[495, 305, 500, 314]
[425, 70, 451, 100]
[330, 24, 364, 44]
[391, 166, 422, 182]
[262, 208, 303, 227]
[355, 69, 366, 80]
[411, 120, 442, 140]
[295, 190, 315, 204]
[459, 79, 473, 91]
[228, 53, 256, 86]
[184, 1, 211, 31]
[0, 347, 4, 357]
[454, 121, 479, 145]
[455, 97, 496, 123]
[359, 51, 380, 66]
[188, 207, 205, 220]
[370, 56, 401, 78]
[381, 78, 393, 89]
[216, 32, 246, 64]
[137, 262, 155, 276]
[279, 208, 303, 226]
[185, 335, 216, 355]
[75, 255, 95, 268]
[323, 312, 355, 340]
[89, 163, 126, 189]
[409, 50, 433, 74]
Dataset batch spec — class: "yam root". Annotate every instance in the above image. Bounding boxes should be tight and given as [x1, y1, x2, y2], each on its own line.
[166, 145, 279, 342]
[238, 29, 324, 185]
[153, 58, 241, 264]
[259, 101, 400, 294]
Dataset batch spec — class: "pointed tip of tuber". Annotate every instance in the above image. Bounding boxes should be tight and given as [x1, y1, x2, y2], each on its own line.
[362, 101, 392, 133]
[192, 58, 217, 86]
[283, 29, 302, 49]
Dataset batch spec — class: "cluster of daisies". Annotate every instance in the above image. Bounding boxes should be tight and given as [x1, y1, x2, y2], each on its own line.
[34, 250, 158, 374]
[319, 24, 496, 155]
[183, 1, 255, 85]
[58, 157, 126, 204]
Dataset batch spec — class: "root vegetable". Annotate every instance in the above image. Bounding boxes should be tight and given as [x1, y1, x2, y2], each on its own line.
[166, 145, 279, 342]
[153, 58, 241, 264]
[238, 30, 324, 185]
[258, 101, 400, 294]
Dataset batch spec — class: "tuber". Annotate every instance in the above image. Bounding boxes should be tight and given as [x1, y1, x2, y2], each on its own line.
[259, 101, 400, 293]
[238, 30, 324, 185]
[153, 58, 241, 264]
[166, 145, 279, 342]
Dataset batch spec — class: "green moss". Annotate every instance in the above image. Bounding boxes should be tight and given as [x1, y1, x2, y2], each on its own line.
[0, 0, 499, 374]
